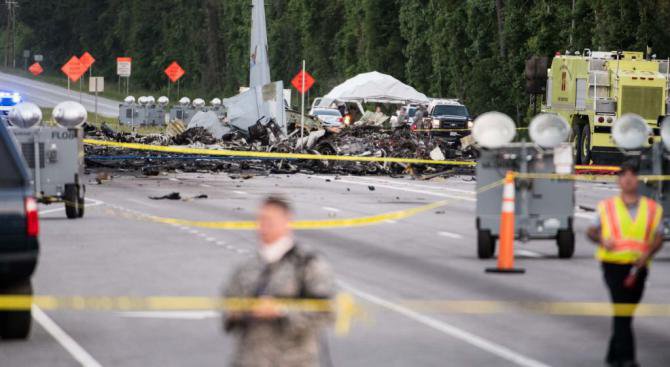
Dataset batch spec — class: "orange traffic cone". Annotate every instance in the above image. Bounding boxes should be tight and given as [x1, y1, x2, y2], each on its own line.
[486, 171, 525, 274]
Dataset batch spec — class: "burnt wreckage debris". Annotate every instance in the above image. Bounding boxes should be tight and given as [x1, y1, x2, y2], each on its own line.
[83, 120, 475, 177]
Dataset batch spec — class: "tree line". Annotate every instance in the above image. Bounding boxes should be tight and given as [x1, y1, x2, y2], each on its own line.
[4, 0, 670, 119]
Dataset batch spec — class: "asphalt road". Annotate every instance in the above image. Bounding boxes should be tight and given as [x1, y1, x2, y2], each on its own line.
[0, 71, 119, 117]
[2, 172, 669, 367]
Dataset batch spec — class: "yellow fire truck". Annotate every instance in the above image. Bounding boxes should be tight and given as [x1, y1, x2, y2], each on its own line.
[544, 50, 669, 163]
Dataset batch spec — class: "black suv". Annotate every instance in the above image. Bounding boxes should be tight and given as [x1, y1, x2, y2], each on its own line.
[427, 100, 472, 141]
[0, 119, 39, 339]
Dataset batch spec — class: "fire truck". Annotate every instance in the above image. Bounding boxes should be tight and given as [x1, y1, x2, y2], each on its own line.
[543, 50, 669, 164]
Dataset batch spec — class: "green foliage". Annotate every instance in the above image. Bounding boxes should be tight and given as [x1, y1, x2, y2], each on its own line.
[5, 0, 670, 119]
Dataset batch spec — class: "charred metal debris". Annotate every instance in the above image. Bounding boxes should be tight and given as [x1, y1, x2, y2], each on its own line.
[83, 120, 476, 177]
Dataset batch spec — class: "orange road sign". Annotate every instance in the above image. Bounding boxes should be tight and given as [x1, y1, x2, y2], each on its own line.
[61, 56, 85, 82]
[80, 51, 96, 71]
[28, 62, 43, 76]
[164, 61, 185, 83]
[291, 69, 315, 94]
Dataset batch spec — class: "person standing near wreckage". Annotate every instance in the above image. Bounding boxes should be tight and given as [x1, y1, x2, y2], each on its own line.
[223, 196, 335, 367]
[587, 162, 664, 367]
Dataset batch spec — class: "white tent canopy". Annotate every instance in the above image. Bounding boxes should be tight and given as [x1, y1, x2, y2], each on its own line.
[323, 71, 429, 104]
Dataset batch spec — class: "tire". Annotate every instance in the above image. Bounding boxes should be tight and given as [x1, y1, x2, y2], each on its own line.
[64, 183, 79, 219]
[578, 124, 591, 165]
[556, 229, 575, 259]
[573, 125, 583, 164]
[0, 279, 33, 340]
[478, 230, 496, 259]
[77, 185, 85, 218]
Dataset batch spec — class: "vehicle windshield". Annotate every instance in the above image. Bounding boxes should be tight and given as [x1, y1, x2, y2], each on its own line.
[407, 108, 417, 117]
[314, 109, 341, 116]
[432, 105, 469, 117]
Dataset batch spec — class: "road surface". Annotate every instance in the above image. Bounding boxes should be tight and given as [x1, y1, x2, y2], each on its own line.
[2, 172, 669, 367]
[0, 71, 119, 118]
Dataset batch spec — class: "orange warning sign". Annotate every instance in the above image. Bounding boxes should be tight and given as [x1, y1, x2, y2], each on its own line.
[61, 56, 85, 82]
[28, 62, 43, 76]
[164, 61, 185, 83]
[80, 52, 96, 71]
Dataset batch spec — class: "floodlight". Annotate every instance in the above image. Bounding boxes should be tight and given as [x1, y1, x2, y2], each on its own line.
[8, 102, 42, 128]
[53, 101, 87, 128]
[472, 112, 517, 149]
[612, 114, 650, 150]
[529, 114, 570, 148]
[192, 98, 205, 108]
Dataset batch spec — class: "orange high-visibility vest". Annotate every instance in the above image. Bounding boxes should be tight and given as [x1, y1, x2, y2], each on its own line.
[597, 196, 663, 264]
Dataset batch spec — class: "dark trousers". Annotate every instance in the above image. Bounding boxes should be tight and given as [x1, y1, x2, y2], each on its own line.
[602, 262, 648, 365]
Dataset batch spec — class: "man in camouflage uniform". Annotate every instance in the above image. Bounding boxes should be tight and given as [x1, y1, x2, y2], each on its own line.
[224, 196, 335, 367]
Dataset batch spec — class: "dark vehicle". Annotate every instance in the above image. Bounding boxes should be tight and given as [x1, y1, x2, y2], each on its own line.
[0, 120, 39, 340]
[427, 100, 472, 133]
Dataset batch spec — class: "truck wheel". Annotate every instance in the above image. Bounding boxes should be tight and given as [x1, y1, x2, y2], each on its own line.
[0, 279, 33, 340]
[77, 185, 85, 218]
[578, 125, 591, 165]
[478, 230, 496, 259]
[64, 184, 79, 219]
[556, 229, 575, 259]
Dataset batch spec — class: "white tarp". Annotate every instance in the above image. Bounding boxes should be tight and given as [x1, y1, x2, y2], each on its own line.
[223, 81, 287, 135]
[324, 71, 429, 104]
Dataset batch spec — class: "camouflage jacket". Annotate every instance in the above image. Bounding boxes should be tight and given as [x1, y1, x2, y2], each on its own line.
[223, 245, 335, 367]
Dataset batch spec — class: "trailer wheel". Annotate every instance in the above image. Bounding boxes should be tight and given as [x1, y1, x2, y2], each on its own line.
[0, 279, 33, 340]
[77, 185, 85, 218]
[477, 230, 496, 259]
[556, 229, 575, 259]
[578, 125, 591, 165]
[64, 183, 79, 219]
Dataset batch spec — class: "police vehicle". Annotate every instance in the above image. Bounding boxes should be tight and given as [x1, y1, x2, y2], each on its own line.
[0, 90, 22, 124]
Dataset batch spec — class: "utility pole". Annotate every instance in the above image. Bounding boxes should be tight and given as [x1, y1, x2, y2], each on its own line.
[4, 0, 18, 68]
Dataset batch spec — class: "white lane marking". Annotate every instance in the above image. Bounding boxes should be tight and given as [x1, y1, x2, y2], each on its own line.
[351, 176, 476, 195]
[322, 206, 341, 213]
[200, 184, 212, 188]
[32, 306, 103, 367]
[339, 282, 550, 367]
[233, 191, 248, 195]
[120, 311, 218, 320]
[438, 231, 464, 239]
[335, 178, 476, 202]
[39, 199, 105, 215]
[516, 249, 544, 258]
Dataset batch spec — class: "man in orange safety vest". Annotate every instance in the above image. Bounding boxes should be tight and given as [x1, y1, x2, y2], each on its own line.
[587, 161, 665, 367]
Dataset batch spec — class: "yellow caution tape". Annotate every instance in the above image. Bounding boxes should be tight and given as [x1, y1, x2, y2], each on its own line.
[2, 295, 668, 318]
[83, 139, 476, 167]
[412, 128, 529, 132]
[515, 172, 670, 183]
[399, 300, 670, 317]
[111, 199, 451, 230]
[0, 294, 361, 336]
[84, 138, 631, 175]
[574, 164, 620, 172]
